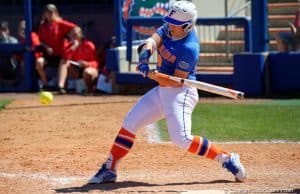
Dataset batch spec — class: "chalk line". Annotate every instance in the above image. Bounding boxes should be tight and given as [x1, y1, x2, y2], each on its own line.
[0, 172, 86, 185]
[155, 140, 300, 145]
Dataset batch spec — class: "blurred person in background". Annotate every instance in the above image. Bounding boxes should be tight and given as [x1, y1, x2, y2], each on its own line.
[0, 21, 18, 84]
[276, 9, 300, 52]
[37, 3, 77, 90]
[0, 20, 18, 44]
[58, 26, 98, 95]
[97, 36, 117, 82]
[17, 19, 43, 78]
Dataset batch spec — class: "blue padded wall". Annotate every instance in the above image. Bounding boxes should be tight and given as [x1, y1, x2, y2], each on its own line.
[233, 53, 266, 96]
[268, 53, 300, 92]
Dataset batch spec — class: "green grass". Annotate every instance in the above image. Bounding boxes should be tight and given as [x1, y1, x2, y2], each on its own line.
[0, 99, 12, 111]
[158, 100, 300, 141]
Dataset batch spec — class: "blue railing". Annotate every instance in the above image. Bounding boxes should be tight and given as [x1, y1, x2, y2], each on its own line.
[0, 0, 34, 92]
[126, 17, 252, 63]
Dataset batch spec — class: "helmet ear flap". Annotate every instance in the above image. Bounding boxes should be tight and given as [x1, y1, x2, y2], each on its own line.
[182, 23, 188, 30]
[182, 23, 192, 32]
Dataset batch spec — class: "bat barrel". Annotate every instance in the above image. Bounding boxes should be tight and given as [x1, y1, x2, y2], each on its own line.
[237, 92, 244, 99]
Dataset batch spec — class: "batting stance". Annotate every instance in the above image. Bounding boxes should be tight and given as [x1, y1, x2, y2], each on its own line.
[89, 0, 246, 184]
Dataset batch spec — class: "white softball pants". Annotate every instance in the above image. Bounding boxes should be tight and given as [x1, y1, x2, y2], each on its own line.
[123, 85, 199, 150]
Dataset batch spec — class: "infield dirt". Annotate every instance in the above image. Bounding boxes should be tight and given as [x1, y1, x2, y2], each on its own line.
[0, 94, 299, 194]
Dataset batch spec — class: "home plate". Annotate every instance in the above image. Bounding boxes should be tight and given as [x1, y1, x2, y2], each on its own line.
[181, 190, 224, 194]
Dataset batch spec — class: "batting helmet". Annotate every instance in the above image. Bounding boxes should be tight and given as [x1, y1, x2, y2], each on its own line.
[163, 1, 197, 32]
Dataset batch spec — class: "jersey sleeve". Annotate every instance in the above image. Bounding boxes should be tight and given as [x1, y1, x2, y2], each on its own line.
[155, 24, 167, 39]
[31, 32, 43, 58]
[31, 32, 40, 47]
[175, 43, 199, 72]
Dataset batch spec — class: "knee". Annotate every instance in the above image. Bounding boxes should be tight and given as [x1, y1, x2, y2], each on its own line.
[35, 57, 44, 70]
[82, 71, 91, 80]
[83, 68, 97, 80]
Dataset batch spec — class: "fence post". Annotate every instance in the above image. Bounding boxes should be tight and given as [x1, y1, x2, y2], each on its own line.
[251, 0, 268, 52]
[23, 0, 35, 91]
[126, 21, 133, 63]
[244, 18, 252, 52]
[114, 0, 123, 46]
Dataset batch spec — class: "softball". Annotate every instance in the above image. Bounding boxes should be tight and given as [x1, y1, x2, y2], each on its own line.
[39, 91, 53, 105]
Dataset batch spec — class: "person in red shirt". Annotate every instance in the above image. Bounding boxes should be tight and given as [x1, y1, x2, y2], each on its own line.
[37, 4, 76, 89]
[58, 26, 99, 95]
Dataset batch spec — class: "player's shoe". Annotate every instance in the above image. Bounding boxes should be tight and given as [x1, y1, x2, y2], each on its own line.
[58, 87, 67, 95]
[222, 153, 246, 182]
[88, 163, 117, 184]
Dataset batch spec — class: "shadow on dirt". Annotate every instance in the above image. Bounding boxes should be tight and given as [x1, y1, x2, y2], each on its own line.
[55, 180, 234, 193]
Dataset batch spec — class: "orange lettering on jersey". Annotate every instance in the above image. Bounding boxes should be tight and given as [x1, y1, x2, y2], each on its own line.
[158, 44, 177, 64]
[169, 55, 176, 63]
[158, 45, 165, 54]
[162, 50, 172, 59]
[157, 55, 162, 67]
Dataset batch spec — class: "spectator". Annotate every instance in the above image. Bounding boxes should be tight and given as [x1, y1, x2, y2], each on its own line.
[276, 9, 300, 52]
[37, 3, 77, 90]
[97, 36, 117, 79]
[0, 21, 18, 44]
[17, 20, 43, 77]
[0, 21, 18, 84]
[58, 26, 99, 95]
[18, 20, 41, 52]
[94, 36, 118, 93]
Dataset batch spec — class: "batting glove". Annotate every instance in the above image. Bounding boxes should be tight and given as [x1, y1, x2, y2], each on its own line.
[139, 49, 151, 63]
[137, 63, 149, 77]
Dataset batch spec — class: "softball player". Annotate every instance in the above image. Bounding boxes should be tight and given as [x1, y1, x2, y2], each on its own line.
[89, 0, 246, 184]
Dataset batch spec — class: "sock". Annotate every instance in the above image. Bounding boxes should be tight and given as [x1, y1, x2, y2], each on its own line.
[188, 136, 229, 162]
[105, 127, 136, 170]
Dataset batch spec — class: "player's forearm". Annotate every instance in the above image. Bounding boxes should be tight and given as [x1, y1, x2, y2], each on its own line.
[138, 33, 161, 55]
